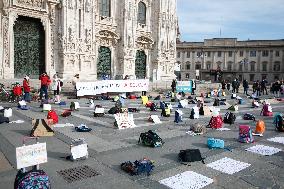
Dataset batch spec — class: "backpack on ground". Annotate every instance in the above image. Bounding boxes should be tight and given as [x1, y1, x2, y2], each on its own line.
[174, 109, 183, 123]
[228, 105, 238, 111]
[14, 167, 50, 189]
[4, 108, 12, 117]
[274, 114, 284, 132]
[161, 108, 171, 117]
[178, 149, 205, 164]
[150, 103, 157, 111]
[70, 102, 80, 111]
[108, 107, 120, 114]
[261, 104, 273, 116]
[61, 110, 71, 117]
[128, 108, 140, 113]
[238, 125, 254, 143]
[0, 115, 9, 124]
[190, 124, 206, 135]
[47, 110, 58, 124]
[255, 120, 265, 135]
[223, 112, 236, 125]
[231, 93, 237, 99]
[121, 158, 154, 176]
[66, 138, 88, 161]
[208, 115, 223, 129]
[243, 113, 255, 121]
[207, 138, 225, 149]
[94, 106, 104, 117]
[213, 99, 220, 106]
[113, 96, 119, 102]
[238, 98, 244, 104]
[138, 130, 164, 147]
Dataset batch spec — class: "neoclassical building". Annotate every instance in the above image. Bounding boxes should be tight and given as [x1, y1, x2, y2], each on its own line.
[0, 0, 177, 81]
[176, 38, 284, 83]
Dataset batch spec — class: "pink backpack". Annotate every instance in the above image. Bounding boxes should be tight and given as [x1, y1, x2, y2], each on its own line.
[208, 116, 223, 129]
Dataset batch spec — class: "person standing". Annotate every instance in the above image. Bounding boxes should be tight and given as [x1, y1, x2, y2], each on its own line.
[236, 79, 240, 93]
[51, 73, 62, 102]
[256, 80, 261, 97]
[23, 75, 31, 102]
[260, 79, 268, 95]
[39, 72, 51, 100]
[72, 74, 80, 98]
[226, 80, 231, 92]
[274, 80, 281, 97]
[243, 79, 249, 96]
[232, 79, 237, 93]
[171, 79, 177, 93]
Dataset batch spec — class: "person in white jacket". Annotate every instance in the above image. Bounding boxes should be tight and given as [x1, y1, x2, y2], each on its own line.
[51, 73, 62, 102]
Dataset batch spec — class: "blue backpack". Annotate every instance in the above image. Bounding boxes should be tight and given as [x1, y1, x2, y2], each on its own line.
[14, 168, 50, 189]
[207, 138, 225, 149]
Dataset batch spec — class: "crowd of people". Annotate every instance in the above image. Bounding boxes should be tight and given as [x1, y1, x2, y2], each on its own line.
[220, 78, 284, 97]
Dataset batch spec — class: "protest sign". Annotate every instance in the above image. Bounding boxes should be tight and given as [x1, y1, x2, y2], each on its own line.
[76, 79, 149, 96]
[176, 81, 192, 93]
[16, 143, 47, 169]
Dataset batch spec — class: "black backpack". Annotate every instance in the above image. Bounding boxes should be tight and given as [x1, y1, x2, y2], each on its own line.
[243, 113, 256, 121]
[0, 115, 9, 124]
[138, 130, 164, 147]
[190, 109, 195, 119]
[275, 115, 284, 132]
[213, 99, 220, 106]
[108, 107, 120, 114]
[223, 112, 236, 125]
[178, 149, 205, 164]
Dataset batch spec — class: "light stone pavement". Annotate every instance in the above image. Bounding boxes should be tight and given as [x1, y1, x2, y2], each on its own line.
[0, 92, 283, 189]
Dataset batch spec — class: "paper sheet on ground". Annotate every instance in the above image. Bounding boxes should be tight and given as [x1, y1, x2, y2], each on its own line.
[159, 171, 213, 189]
[216, 128, 231, 131]
[267, 137, 284, 145]
[206, 157, 251, 175]
[54, 123, 75, 128]
[9, 120, 24, 124]
[246, 145, 281, 156]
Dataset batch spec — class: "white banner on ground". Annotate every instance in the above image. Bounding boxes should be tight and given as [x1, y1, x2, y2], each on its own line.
[16, 143, 47, 169]
[76, 79, 149, 96]
[71, 143, 88, 159]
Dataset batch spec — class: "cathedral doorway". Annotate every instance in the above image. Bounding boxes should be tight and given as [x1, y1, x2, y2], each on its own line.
[14, 16, 45, 78]
[135, 50, 146, 79]
[97, 46, 111, 80]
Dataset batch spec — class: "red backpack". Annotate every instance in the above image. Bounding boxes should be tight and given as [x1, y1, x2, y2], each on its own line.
[13, 86, 22, 96]
[208, 115, 223, 129]
[47, 110, 58, 124]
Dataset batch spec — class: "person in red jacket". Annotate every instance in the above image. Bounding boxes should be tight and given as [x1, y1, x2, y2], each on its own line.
[23, 75, 31, 102]
[39, 72, 51, 100]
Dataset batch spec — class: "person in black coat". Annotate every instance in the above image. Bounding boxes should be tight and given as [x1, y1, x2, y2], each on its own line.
[243, 79, 249, 95]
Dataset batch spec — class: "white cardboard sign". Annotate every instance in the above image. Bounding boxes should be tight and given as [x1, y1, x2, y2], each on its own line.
[16, 143, 47, 169]
[71, 143, 88, 159]
[114, 113, 136, 129]
[150, 115, 162, 124]
[95, 108, 105, 113]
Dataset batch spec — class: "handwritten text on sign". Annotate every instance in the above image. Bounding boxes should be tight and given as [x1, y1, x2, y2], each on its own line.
[76, 79, 149, 96]
[16, 143, 47, 169]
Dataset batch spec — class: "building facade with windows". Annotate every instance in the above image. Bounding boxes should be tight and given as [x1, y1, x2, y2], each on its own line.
[176, 38, 284, 83]
[0, 0, 177, 81]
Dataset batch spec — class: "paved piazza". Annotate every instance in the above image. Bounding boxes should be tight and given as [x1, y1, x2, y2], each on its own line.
[0, 92, 284, 189]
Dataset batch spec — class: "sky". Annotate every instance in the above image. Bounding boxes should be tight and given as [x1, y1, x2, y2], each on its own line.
[177, 0, 284, 42]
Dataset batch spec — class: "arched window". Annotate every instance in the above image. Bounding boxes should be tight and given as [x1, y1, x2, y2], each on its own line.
[99, 0, 111, 17]
[137, 2, 146, 25]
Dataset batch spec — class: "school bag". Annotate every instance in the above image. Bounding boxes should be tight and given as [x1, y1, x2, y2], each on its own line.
[191, 124, 206, 135]
[121, 158, 154, 176]
[213, 99, 220, 106]
[138, 130, 164, 147]
[113, 96, 119, 102]
[223, 112, 236, 125]
[178, 149, 205, 164]
[252, 100, 260, 108]
[208, 115, 223, 129]
[231, 93, 237, 99]
[238, 125, 254, 143]
[75, 124, 92, 132]
[108, 107, 120, 114]
[14, 167, 50, 189]
[228, 105, 238, 111]
[255, 120, 265, 135]
[0, 115, 9, 124]
[238, 98, 244, 104]
[207, 138, 225, 149]
[150, 103, 157, 111]
[70, 102, 80, 111]
[274, 114, 284, 132]
[145, 101, 153, 108]
[261, 104, 273, 116]
[161, 108, 170, 117]
[243, 113, 255, 121]
[128, 108, 140, 113]
[174, 109, 183, 123]
[61, 110, 71, 117]
[94, 105, 105, 117]
[47, 110, 58, 124]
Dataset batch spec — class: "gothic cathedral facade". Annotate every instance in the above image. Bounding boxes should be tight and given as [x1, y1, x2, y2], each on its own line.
[0, 0, 178, 81]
